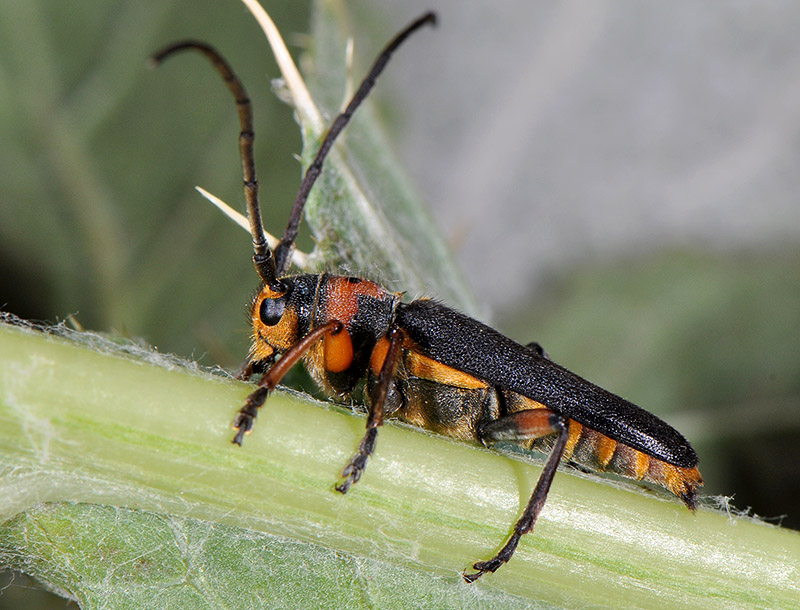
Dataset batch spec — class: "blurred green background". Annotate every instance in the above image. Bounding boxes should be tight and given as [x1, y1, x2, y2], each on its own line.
[1, 0, 799, 607]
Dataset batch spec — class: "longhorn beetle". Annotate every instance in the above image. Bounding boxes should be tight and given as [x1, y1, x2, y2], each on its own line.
[151, 11, 703, 582]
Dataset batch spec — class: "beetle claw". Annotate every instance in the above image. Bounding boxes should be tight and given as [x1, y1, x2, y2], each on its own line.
[463, 555, 509, 582]
[232, 427, 246, 446]
[336, 454, 367, 493]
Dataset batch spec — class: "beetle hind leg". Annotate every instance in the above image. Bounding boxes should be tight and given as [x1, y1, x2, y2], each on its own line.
[464, 409, 568, 582]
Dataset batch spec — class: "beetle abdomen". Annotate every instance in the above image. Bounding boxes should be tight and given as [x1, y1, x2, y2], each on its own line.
[396, 299, 699, 469]
[504, 395, 703, 509]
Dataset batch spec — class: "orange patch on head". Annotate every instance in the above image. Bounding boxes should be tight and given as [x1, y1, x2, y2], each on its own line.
[250, 287, 300, 358]
[249, 337, 275, 362]
[260, 284, 288, 299]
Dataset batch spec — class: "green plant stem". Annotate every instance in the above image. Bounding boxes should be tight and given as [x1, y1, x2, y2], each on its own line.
[1, 319, 799, 608]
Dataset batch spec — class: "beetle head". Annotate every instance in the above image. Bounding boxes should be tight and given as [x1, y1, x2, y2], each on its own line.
[248, 278, 300, 363]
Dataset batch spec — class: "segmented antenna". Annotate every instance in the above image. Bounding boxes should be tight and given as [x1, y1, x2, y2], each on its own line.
[273, 11, 437, 274]
[150, 11, 437, 283]
[149, 41, 278, 288]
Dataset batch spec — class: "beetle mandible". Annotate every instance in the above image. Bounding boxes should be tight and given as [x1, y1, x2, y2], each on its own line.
[151, 11, 703, 582]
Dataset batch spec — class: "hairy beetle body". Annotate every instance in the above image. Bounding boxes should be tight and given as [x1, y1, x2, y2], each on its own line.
[153, 11, 702, 582]
[252, 278, 703, 509]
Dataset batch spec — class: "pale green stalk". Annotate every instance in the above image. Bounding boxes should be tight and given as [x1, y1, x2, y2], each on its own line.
[1, 319, 799, 609]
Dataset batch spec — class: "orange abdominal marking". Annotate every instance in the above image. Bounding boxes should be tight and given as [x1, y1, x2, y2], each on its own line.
[404, 351, 489, 389]
[565, 419, 583, 456]
[595, 434, 618, 468]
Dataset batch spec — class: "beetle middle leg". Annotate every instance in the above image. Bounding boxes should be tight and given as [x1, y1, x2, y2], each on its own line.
[336, 327, 405, 493]
[464, 409, 569, 582]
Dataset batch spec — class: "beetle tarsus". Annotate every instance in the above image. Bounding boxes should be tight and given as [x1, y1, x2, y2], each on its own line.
[463, 536, 520, 582]
[232, 386, 269, 445]
[336, 426, 378, 493]
[234, 356, 256, 381]
[464, 417, 569, 582]
[681, 488, 698, 512]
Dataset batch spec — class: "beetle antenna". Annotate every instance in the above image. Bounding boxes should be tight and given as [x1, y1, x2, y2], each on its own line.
[272, 11, 437, 274]
[149, 41, 279, 288]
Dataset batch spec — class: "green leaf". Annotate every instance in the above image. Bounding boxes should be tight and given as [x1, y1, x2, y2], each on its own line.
[261, 0, 478, 314]
[1, 504, 549, 610]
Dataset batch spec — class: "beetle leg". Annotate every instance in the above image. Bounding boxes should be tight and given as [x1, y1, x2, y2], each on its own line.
[234, 356, 256, 381]
[233, 320, 343, 445]
[524, 341, 549, 359]
[464, 410, 568, 582]
[336, 327, 405, 494]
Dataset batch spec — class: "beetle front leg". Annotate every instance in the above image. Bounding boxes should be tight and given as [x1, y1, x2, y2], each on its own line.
[232, 320, 343, 445]
[336, 327, 405, 494]
[234, 355, 256, 381]
[464, 409, 569, 582]
[232, 386, 269, 445]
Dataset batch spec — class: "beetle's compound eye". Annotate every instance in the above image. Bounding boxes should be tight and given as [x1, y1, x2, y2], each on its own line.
[259, 296, 285, 326]
[258, 280, 293, 326]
